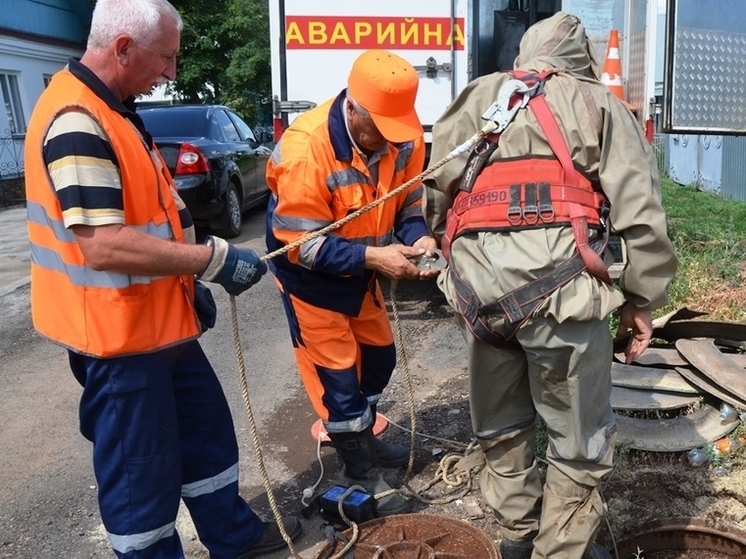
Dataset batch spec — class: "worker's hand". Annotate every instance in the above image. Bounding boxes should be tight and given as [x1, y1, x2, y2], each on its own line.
[411, 236, 441, 279]
[412, 235, 437, 253]
[198, 236, 267, 295]
[365, 245, 427, 280]
[194, 281, 217, 332]
[615, 304, 653, 364]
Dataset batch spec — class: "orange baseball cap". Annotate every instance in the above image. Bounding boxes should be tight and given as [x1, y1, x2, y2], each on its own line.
[347, 50, 422, 143]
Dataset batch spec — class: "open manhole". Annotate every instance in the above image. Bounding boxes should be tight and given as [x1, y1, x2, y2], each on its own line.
[617, 517, 746, 558]
[313, 513, 498, 559]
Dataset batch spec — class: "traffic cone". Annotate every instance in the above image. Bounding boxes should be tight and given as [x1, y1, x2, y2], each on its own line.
[601, 29, 632, 108]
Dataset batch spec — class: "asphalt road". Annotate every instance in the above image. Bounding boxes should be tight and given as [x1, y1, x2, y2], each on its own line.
[0, 206, 471, 559]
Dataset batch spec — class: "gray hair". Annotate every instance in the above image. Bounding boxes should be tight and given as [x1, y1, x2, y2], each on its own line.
[87, 0, 183, 52]
[346, 93, 371, 120]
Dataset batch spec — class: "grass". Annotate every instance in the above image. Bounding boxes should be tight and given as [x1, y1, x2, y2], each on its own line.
[659, 178, 746, 322]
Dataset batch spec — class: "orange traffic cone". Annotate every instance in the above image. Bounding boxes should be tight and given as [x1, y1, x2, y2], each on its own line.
[601, 30, 626, 102]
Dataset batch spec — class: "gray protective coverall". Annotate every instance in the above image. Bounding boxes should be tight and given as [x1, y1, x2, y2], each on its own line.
[423, 12, 677, 559]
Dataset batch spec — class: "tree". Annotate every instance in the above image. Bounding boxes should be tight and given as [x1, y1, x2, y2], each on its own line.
[169, 0, 271, 125]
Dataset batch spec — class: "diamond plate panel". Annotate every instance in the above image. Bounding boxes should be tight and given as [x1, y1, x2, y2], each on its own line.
[628, 29, 646, 123]
[627, 0, 647, 123]
[672, 27, 746, 131]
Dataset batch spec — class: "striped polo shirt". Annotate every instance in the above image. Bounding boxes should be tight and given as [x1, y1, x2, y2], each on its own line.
[42, 58, 194, 242]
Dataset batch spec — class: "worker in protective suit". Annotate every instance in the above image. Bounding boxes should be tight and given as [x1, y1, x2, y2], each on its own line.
[423, 12, 677, 559]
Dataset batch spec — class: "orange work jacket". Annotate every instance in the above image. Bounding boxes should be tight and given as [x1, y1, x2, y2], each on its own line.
[266, 92, 427, 315]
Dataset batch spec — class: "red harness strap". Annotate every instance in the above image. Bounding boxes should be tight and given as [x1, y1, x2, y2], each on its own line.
[444, 70, 611, 285]
[442, 71, 613, 346]
[527, 88, 612, 284]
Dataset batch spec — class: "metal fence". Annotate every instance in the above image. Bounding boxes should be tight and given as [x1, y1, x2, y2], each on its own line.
[651, 133, 667, 175]
[0, 131, 25, 208]
[0, 131, 24, 179]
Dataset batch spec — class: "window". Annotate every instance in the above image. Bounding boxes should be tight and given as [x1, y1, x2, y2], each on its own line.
[213, 109, 241, 142]
[227, 111, 257, 143]
[43, 74, 53, 88]
[0, 73, 26, 135]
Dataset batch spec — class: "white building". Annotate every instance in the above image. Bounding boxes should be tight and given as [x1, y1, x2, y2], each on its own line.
[0, 0, 91, 188]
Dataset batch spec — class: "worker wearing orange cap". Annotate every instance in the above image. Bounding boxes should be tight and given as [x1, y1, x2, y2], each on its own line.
[265, 50, 439, 517]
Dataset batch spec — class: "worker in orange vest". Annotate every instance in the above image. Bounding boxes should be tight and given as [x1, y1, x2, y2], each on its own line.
[24, 1, 301, 558]
[266, 50, 440, 517]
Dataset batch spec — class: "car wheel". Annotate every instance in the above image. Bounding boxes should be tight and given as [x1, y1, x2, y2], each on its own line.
[217, 183, 242, 238]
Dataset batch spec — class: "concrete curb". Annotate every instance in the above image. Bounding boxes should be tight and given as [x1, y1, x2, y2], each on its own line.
[0, 276, 30, 298]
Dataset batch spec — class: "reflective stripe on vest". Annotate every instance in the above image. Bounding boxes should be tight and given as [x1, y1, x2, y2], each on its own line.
[28, 200, 170, 287]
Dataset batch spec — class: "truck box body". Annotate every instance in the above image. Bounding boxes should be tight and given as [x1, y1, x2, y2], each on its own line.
[269, 0, 568, 145]
[268, 1, 659, 145]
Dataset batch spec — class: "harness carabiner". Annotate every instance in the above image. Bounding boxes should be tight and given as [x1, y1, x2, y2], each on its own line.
[480, 79, 540, 134]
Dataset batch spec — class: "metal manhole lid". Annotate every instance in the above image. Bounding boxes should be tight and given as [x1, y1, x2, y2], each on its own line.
[617, 517, 746, 558]
[615, 399, 739, 452]
[313, 513, 498, 559]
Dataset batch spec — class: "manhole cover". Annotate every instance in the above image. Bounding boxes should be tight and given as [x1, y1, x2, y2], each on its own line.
[617, 517, 746, 558]
[313, 513, 498, 559]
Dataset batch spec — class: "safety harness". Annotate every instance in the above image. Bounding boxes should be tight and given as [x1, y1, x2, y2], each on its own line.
[445, 70, 612, 346]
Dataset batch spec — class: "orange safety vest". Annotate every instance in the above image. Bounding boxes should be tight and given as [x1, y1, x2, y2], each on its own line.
[25, 69, 200, 358]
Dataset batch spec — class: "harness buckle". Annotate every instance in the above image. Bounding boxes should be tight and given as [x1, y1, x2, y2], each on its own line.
[507, 206, 523, 226]
[522, 205, 539, 224]
[507, 183, 523, 226]
[481, 79, 539, 134]
[539, 204, 555, 223]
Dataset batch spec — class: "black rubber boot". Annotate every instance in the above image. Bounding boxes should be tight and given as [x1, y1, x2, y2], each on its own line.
[328, 426, 411, 517]
[370, 404, 408, 468]
[225, 517, 302, 559]
[583, 543, 613, 559]
[498, 538, 533, 559]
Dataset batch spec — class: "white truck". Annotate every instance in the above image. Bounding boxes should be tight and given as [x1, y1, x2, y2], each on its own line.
[268, 0, 661, 149]
[269, 0, 479, 147]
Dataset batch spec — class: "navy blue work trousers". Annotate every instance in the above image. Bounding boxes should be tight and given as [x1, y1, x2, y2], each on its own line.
[69, 340, 263, 559]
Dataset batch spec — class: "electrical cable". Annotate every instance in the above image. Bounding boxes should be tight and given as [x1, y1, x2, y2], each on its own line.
[301, 430, 325, 506]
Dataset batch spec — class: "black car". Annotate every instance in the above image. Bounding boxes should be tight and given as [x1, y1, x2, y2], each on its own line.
[138, 104, 272, 238]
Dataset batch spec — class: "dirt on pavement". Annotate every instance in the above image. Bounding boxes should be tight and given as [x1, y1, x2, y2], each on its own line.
[229, 279, 746, 559]
[2, 273, 746, 559]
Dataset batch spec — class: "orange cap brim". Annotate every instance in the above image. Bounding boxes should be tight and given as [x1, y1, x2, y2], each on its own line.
[369, 109, 423, 143]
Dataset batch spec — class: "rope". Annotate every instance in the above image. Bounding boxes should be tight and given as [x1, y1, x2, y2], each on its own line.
[390, 279, 482, 505]
[227, 120, 498, 555]
[230, 295, 302, 558]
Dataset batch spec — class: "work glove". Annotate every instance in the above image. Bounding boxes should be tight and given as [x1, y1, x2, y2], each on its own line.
[194, 281, 217, 332]
[197, 235, 267, 295]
